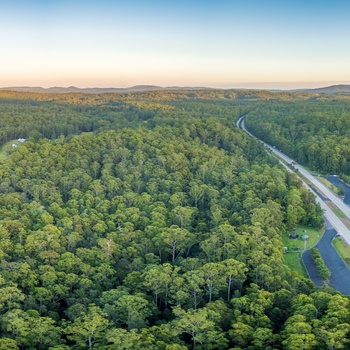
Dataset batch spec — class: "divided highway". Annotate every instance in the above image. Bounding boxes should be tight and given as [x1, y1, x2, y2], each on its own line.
[237, 116, 350, 247]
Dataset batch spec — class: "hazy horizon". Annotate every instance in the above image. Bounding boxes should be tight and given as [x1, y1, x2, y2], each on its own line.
[2, 0, 350, 88]
[1, 81, 349, 91]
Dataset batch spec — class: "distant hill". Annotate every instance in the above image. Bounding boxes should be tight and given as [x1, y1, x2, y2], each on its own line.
[0, 85, 212, 94]
[300, 84, 350, 94]
[3, 84, 350, 94]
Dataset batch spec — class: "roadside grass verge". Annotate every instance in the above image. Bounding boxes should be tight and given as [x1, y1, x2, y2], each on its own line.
[340, 174, 350, 185]
[333, 237, 350, 267]
[317, 176, 341, 195]
[333, 208, 346, 219]
[283, 252, 308, 278]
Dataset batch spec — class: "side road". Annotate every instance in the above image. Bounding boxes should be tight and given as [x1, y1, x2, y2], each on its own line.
[237, 115, 350, 247]
[302, 219, 350, 294]
[237, 116, 350, 293]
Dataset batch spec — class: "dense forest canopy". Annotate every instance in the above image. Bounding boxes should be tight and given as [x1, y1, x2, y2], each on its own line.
[0, 89, 348, 349]
[244, 95, 350, 180]
[0, 88, 325, 146]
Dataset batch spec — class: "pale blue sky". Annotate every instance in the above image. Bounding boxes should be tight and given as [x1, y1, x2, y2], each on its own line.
[1, 0, 350, 89]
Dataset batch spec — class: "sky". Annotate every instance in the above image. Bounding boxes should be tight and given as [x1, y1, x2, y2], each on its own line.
[1, 0, 350, 89]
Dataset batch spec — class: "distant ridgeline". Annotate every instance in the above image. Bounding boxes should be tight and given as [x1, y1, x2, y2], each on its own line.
[0, 88, 347, 349]
[0, 87, 344, 147]
[0, 88, 247, 145]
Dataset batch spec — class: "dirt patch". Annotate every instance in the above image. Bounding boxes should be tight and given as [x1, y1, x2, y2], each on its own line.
[341, 217, 350, 230]
[326, 201, 337, 209]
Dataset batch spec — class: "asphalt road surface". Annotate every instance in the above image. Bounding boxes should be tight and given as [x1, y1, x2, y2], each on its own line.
[237, 116, 350, 293]
[237, 116, 350, 247]
[303, 219, 350, 294]
[327, 176, 350, 205]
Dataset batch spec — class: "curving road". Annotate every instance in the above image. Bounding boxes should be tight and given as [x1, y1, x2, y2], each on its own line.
[237, 115, 350, 293]
[302, 219, 350, 294]
[237, 115, 350, 247]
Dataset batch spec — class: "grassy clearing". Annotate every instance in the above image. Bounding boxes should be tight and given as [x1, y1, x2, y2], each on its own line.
[282, 225, 322, 251]
[333, 237, 350, 266]
[282, 225, 323, 278]
[283, 252, 308, 278]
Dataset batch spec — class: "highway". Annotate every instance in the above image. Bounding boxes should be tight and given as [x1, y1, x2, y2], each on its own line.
[237, 115, 350, 246]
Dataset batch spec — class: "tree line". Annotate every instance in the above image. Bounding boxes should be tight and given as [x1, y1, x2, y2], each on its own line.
[0, 89, 346, 349]
[245, 97, 350, 178]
